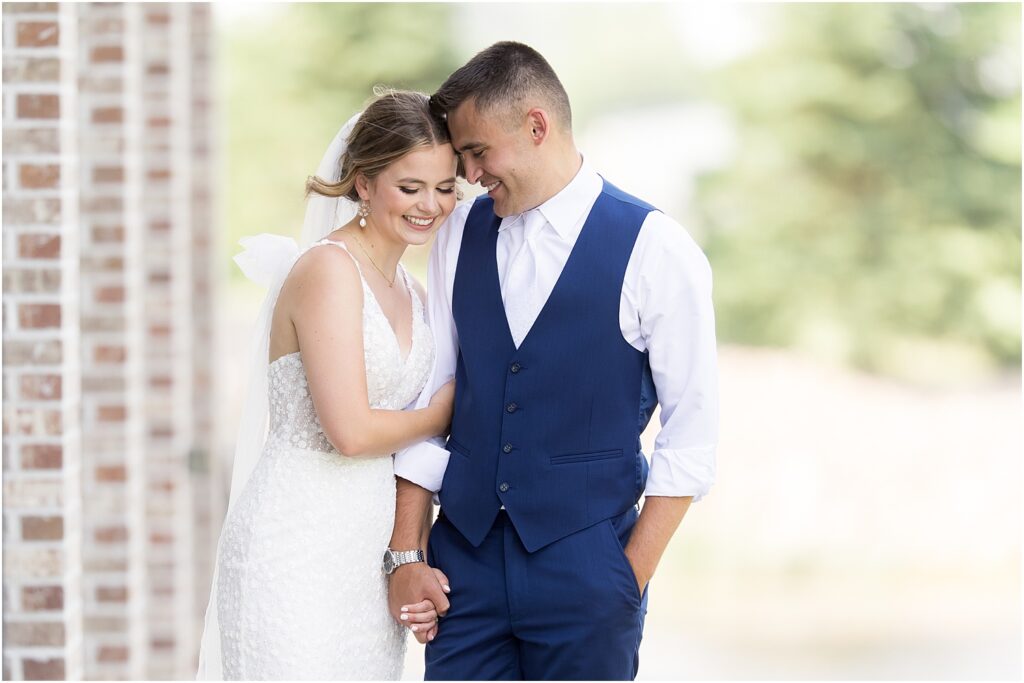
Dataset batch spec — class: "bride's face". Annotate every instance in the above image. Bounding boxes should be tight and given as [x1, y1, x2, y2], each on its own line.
[359, 144, 459, 246]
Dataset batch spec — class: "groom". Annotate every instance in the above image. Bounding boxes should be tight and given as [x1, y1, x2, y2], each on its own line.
[387, 41, 718, 680]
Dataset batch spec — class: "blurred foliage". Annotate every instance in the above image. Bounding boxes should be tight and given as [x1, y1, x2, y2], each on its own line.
[221, 4, 1020, 382]
[697, 4, 1021, 379]
[220, 3, 458, 254]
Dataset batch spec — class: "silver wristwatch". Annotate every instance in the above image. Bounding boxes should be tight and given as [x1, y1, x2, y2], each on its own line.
[382, 548, 425, 575]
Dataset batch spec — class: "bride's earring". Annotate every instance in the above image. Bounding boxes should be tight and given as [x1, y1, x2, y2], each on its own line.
[358, 200, 371, 228]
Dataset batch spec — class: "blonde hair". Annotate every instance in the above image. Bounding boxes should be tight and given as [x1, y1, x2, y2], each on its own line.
[306, 89, 451, 201]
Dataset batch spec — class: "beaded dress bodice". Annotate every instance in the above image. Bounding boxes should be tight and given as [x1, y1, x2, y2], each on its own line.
[265, 239, 433, 454]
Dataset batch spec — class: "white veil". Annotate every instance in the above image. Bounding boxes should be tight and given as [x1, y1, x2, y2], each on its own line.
[196, 111, 362, 679]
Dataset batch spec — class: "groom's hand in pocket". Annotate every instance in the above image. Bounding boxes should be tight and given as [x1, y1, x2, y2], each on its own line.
[389, 563, 450, 642]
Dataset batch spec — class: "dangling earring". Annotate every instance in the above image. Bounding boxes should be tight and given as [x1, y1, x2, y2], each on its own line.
[358, 200, 371, 228]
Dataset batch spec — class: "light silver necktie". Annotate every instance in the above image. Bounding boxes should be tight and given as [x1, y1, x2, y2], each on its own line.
[502, 209, 546, 348]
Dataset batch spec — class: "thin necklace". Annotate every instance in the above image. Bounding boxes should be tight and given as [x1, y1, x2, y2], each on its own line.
[351, 232, 396, 287]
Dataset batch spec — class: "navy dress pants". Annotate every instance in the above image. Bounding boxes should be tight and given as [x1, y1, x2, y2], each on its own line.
[424, 507, 649, 680]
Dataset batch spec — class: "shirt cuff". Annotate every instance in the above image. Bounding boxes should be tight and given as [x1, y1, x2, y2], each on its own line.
[393, 439, 450, 493]
[643, 446, 716, 501]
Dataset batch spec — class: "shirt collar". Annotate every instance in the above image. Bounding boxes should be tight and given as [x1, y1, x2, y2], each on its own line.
[497, 159, 602, 242]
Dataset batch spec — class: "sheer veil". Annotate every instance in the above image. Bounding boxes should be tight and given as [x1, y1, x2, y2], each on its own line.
[196, 111, 362, 679]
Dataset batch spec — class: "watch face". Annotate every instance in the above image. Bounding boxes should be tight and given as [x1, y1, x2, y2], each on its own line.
[383, 550, 395, 574]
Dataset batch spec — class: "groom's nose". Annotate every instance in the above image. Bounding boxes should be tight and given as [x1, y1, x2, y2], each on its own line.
[463, 159, 483, 184]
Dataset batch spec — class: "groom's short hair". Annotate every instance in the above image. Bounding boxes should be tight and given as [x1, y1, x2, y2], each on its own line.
[431, 41, 572, 131]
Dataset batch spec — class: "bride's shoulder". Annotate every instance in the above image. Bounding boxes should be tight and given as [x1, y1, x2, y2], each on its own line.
[283, 241, 362, 297]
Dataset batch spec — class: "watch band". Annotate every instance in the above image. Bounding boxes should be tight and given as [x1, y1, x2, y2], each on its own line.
[390, 549, 424, 566]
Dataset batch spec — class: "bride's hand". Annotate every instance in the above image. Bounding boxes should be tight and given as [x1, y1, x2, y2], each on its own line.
[401, 567, 450, 644]
[427, 379, 455, 435]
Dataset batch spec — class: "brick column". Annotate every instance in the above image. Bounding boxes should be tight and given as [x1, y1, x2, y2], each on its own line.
[187, 4, 218, 676]
[120, 5, 150, 678]
[2, 3, 84, 680]
[75, 3, 141, 678]
[137, 4, 195, 677]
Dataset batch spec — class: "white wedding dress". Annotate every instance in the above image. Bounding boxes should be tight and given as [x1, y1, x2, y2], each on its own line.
[214, 239, 434, 680]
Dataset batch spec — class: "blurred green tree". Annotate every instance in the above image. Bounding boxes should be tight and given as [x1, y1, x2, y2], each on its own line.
[220, 3, 458, 260]
[698, 4, 1021, 381]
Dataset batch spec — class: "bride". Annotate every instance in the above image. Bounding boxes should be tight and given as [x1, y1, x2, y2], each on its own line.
[197, 90, 459, 680]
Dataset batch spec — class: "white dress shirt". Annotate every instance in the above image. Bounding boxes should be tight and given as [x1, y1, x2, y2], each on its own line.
[395, 161, 718, 500]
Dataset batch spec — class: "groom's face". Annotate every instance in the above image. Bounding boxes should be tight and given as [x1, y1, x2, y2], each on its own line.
[448, 99, 535, 218]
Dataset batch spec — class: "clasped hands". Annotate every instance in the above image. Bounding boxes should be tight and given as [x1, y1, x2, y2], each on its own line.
[388, 554, 649, 645]
[387, 563, 450, 644]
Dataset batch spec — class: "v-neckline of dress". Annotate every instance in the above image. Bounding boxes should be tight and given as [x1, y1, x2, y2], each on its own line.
[321, 238, 418, 365]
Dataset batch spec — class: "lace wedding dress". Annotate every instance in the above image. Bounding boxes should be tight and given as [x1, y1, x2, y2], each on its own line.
[214, 239, 433, 680]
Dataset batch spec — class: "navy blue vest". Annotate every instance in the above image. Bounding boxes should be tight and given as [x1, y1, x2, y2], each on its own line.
[440, 180, 658, 552]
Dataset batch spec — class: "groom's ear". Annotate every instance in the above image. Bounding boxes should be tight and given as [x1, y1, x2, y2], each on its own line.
[525, 108, 550, 147]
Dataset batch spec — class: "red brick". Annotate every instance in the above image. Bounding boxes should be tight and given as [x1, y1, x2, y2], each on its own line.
[16, 21, 59, 48]
[95, 526, 126, 543]
[150, 531, 173, 544]
[4, 621, 64, 646]
[151, 479, 176, 494]
[21, 444, 61, 469]
[82, 15, 123, 34]
[3, 128, 60, 155]
[3, 340, 62, 365]
[82, 254, 124, 271]
[2, 56, 60, 82]
[22, 657, 64, 680]
[95, 465, 125, 482]
[7, 408, 61, 436]
[19, 374, 62, 400]
[16, 94, 59, 120]
[147, 168, 170, 181]
[18, 235, 60, 259]
[92, 224, 124, 243]
[91, 106, 122, 124]
[97, 645, 128, 663]
[97, 405, 126, 422]
[21, 516, 62, 541]
[95, 285, 124, 303]
[148, 323, 171, 336]
[2, 269, 61, 294]
[5, 197, 62, 224]
[90, 45, 123, 63]
[19, 164, 60, 189]
[151, 636, 175, 650]
[21, 586, 63, 611]
[96, 586, 126, 603]
[92, 165, 123, 183]
[3, 3, 59, 12]
[18, 304, 60, 329]
[146, 12, 170, 25]
[81, 196, 122, 212]
[94, 345, 125, 363]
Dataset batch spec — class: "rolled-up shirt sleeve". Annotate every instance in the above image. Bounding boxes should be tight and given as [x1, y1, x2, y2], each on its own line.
[393, 202, 470, 492]
[623, 211, 719, 501]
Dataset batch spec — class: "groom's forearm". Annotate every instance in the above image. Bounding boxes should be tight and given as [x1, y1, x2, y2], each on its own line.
[624, 495, 692, 592]
[390, 477, 433, 551]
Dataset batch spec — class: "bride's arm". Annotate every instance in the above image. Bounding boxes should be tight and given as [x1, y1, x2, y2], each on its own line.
[287, 246, 451, 457]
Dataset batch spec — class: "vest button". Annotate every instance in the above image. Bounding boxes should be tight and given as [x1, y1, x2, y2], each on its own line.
[505, 402, 518, 413]
[510, 362, 521, 374]
[502, 443, 513, 453]
[499, 482, 510, 492]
